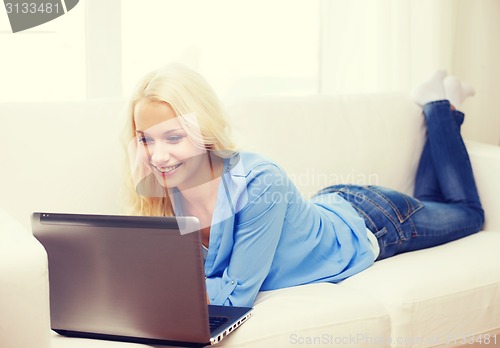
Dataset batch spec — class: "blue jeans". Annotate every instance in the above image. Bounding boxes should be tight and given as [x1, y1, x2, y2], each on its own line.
[318, 100, 484, 260]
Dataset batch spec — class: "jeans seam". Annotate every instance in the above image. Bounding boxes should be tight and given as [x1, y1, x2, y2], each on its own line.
[423, 100, 482, 209]
[416, 217, 483, 238]
[407, 215, 418, 238]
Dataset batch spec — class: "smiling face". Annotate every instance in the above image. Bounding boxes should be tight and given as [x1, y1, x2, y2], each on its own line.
[133, 99, 210, 191]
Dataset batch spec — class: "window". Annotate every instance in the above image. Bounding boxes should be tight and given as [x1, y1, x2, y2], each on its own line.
[1, 0, 319, 102]
[121, 0, 320, 101]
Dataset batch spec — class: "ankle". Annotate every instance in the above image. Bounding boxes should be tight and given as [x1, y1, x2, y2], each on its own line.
[444, 75, 475, 111]
[411, 70, 447, 106]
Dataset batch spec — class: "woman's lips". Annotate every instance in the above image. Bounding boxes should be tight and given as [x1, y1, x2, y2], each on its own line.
[154, 162, 183, 177]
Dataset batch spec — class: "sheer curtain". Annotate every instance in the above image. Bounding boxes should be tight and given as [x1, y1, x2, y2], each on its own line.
[320, 0, 500, 145]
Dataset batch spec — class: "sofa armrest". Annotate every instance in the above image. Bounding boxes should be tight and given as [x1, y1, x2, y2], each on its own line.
[466, 140, 500, 231]
[0, 209, 51, 348]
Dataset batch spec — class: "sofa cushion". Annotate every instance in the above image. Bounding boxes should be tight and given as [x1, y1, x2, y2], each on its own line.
[339, 230, 500, 348]
[219, 282, 391, 347]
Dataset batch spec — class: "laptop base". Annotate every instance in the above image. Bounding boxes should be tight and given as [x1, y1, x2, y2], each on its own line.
[54, 329, 208, 347]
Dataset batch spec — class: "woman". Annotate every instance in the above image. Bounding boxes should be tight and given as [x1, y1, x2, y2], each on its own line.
[123, 64, 484, 307]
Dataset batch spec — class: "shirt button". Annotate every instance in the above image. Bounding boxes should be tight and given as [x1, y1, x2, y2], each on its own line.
[231, 281, 235, 285]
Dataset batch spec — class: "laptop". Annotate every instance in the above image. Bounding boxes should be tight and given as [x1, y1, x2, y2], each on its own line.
[32, 212, 253, 347]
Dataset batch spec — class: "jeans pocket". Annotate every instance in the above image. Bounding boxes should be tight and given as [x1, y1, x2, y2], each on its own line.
[366, 186, 424, 223]
[319, 185, 423, 252]
[352, 204, 397, 247]
[343, 186, 420, 249]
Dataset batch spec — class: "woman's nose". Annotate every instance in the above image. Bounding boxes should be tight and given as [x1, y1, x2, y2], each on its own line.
[149, 143, 172, 167]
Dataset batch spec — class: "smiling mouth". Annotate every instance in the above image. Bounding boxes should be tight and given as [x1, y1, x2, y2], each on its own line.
[153, 162, 182, 174]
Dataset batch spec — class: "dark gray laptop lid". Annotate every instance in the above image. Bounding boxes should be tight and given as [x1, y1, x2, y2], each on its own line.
[32, 212, 212, 344]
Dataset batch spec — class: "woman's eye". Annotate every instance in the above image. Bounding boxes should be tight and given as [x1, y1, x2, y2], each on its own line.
[166, 135, 183, 143]
[138, 137, 152, 145]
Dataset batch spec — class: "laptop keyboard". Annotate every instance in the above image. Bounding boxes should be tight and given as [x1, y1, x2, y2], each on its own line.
[209, 316, 228, 331]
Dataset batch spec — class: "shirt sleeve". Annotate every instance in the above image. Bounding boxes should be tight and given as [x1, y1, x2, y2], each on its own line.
[206, 164, 289, 307]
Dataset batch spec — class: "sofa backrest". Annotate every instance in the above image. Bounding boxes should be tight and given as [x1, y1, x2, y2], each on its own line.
[228, 94, 425, 197]
[1, 100, 126, 228]
[0, 94, 425, 229]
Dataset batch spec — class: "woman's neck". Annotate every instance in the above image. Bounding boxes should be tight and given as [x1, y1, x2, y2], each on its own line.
[178, 156, 223, 218]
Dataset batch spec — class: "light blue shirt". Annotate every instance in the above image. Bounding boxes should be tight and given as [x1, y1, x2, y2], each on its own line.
[203, 152, 375, 307]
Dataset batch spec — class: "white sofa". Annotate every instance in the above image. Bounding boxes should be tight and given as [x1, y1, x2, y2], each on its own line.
[1, 94, 500, 348]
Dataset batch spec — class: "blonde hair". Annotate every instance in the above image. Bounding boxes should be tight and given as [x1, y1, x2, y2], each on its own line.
[121, 63, 238, 216]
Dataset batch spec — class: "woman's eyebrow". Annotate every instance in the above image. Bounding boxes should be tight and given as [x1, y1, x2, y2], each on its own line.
[135, 128, 184, 136]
